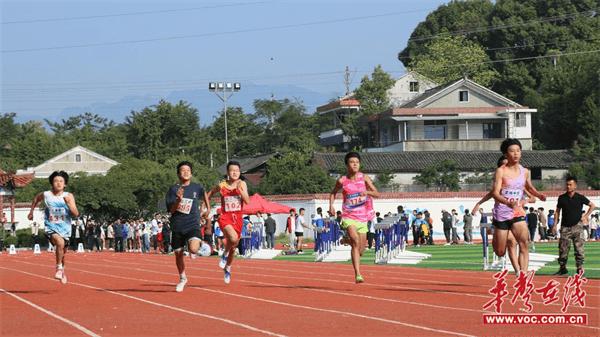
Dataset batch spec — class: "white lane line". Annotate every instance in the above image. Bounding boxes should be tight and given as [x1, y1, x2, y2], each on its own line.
[0, 267, 286, 337]
[16, 261, 478, 337]
[68, 259, 600, 331]
[0, 288, 101, 337]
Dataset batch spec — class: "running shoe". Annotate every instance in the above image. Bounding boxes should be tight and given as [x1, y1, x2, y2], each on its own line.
[219, 254, 228, 269]
[355, 275, 365, 283]
[224, 266, 231, 284]
[175, 277, 188, 292]
[54, 269, 67, 284]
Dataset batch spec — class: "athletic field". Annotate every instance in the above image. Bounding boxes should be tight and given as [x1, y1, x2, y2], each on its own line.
[276, 241, 600, 279]
[1, 248, 598, 336]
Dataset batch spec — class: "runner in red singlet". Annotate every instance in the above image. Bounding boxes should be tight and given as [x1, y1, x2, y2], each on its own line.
[207, 161, 250, 284]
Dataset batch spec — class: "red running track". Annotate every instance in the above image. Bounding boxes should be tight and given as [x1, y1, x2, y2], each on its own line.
[1, 251, 598, 337]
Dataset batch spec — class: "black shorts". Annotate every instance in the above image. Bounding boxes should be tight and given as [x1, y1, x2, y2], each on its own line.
[171, 228, 201, 251]
[493, 216, 526, 230]
[295, 231, 304, 237]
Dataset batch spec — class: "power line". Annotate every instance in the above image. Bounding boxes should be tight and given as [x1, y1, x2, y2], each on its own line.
[1, 1, 272, 25]
[1, 8, 433, 53]
[433, 49, 600, 68]
[407, 8, 599, 43]
[3, 49, 599, 96]
[396, 36, 600, 59]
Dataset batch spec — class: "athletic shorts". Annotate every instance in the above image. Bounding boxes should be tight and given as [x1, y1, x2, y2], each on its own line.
[294, 231, 304, 237]
[44, 231, 70, 245]
[493, 216, 526, 230]
[340, 218, 368, 234]
[171, 228, 201, 251]
[44, 223, 71, 243]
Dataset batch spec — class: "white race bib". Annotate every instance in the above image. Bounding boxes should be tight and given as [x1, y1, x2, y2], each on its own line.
[224, 195, 242, 212]
[176, 198, 193, 215]
[49, 207, 66, 223]
[501, 188, 523, 204]
[344, 192, 366, 208]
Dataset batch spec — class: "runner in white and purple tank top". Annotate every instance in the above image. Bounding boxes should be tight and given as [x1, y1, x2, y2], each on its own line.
[491, 139, 546, 274]
[28, 171, 79, 284]
[329, 152, 379, 283]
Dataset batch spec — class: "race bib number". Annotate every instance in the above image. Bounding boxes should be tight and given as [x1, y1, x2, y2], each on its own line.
[502, 188, 523, 203]
[49, 207, 66, 223]
[176, 198, 193, 214]
[345, 192, 366, 208]
[224, 195, 242, 212]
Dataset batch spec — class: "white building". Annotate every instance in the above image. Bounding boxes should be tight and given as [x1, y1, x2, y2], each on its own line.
[366, 77, 535, 152]
[317, 71, 438, 150]
[20, 145, 119, 178]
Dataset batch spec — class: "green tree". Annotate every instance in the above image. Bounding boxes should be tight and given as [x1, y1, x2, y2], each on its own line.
[413, 160, 461, 191]
[258, 152, 334, 194]
[374, 170, 395, 189]
[399, 0, 494, 63]
[345, 65, 395, 147]
[125, 100, 200, 161]
[408, 35, 499, 86]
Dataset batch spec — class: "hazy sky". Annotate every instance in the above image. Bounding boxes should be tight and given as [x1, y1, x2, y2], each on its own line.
[1, 0, 449, 121]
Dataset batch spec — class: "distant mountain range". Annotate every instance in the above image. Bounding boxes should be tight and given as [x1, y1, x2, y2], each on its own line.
[38, 82, 338, 126]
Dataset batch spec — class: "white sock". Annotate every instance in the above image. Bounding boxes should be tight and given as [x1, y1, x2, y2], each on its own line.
[225, 266, 231, 272]
[57, 264, 63, 270]
[180, 272, 186, 280]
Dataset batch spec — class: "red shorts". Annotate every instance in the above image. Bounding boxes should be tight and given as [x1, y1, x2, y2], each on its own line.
[220, 213, 243, 238]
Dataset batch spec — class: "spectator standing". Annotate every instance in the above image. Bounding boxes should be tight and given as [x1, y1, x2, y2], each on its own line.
[162, 220, 171, 254]
[151, 216, 159, 253]
[106, 222, 114, 250]
[547, 210, 556, 239]
[527, 207, 538, 242]
[590, 214, 598, 241]
[554, 176, 596, 275]
[441, 210, 452, 246]
[538, 207, 548, 242]
[295, 208, 308, 254]
[264, 213, 277, 249]
[463, 209, 473, 244]
[114, 219, 124, 253]
[286, 209, 296, 252]
[451, 209, 460, 244]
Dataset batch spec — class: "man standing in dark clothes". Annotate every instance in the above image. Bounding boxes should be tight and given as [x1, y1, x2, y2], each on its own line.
[526, 207, 538, 242]
[264, 213, 277, 249]
[554, 176, 596, 275]
[114, 220, 124, 252]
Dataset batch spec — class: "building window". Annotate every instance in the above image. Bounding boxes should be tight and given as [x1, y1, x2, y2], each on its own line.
[459, 90, 469, 102]
[515, 112, 527, 127]
[409, 81, 419, 92]
[75, 154, 81, 162]
[424, 120, 447, 140]
[482, 122, 502, 139]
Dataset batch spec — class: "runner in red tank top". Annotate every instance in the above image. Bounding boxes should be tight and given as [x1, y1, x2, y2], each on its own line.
[207, 161, 250, 284]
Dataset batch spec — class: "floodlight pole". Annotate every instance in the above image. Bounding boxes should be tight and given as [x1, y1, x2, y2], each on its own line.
[209, 82, 240, 163]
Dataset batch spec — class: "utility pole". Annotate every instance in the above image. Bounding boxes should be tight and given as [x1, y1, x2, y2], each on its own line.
[344, 65, 351, 96]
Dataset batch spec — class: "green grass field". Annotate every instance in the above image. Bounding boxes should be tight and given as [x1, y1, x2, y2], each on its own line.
[274, 241, 600, 279]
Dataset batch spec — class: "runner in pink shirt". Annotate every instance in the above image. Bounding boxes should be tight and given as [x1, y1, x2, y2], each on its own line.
[329, 152, 379, 283]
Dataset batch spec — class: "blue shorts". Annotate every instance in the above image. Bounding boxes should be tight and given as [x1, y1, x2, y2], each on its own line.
[44, 222, 71, 241]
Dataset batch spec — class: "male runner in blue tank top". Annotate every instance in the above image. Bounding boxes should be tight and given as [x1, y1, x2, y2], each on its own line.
[28, 171, 79, 284]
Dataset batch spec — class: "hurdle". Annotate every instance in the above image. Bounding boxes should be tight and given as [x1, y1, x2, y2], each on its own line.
[314, 218, 339, 262]
[481, 224, 508, 271]
[374, 215, 407, 264]
[241, 225, 263, 258]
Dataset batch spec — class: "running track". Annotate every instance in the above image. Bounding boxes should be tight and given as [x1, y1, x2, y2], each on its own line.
[1, 252, 598, 336]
